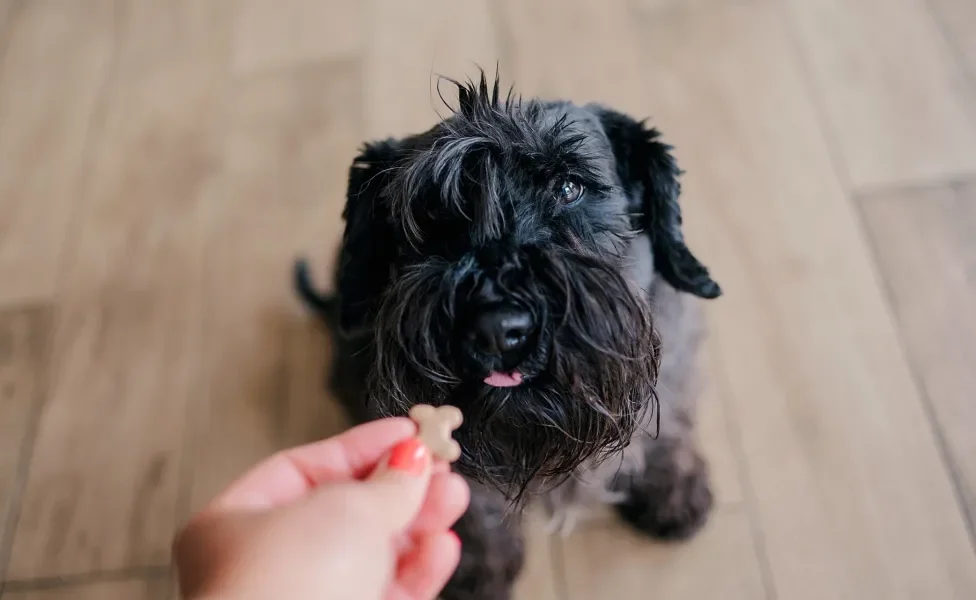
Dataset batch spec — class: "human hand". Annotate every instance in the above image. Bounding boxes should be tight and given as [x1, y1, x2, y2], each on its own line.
[172, 418, 470, 600]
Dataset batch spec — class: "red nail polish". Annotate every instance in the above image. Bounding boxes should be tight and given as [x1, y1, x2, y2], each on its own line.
[386, 438, 429, 476]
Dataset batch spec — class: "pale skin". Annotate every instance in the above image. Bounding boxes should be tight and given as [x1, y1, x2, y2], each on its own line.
[172, 418, 471, 600]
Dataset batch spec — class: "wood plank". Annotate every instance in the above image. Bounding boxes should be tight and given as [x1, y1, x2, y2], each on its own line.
[0, 0, 115, 305]
[0, 0, 20, 34]
[634, 3, 976, 598]
[114, 0, 234, 77]
[0, 307, 51, 578]
[497, 0, 650, 115]
[561, 508, 766, 600]
[233, 0, 363, 75]
[363, 0, 499, 138]
[859, 181, 976, 528]
[783, 0, 976, 188]
[184, 60, 361, 513]
[5, 57, 226, 579]
[929, 0, 976, 78]
[632, 0, 736, 15]
[513, 509, 561, 600]
[2, 579, 168, 600]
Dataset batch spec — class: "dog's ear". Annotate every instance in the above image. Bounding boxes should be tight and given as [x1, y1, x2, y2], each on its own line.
[594, 107, 721, 299]
[336, 139, 403, 333]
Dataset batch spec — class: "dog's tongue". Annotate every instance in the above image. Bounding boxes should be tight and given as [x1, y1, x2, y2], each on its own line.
[484, 371, 523, 387]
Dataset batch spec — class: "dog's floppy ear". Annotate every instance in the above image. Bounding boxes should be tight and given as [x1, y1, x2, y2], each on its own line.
[595, 108, 721, 299]
[336, 139, 403, 333]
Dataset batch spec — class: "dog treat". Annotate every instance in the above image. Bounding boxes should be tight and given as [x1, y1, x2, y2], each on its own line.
[409, 404, 464, 462]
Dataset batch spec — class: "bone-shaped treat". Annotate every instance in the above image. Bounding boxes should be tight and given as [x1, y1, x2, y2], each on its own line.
[409, 404, 463, 462]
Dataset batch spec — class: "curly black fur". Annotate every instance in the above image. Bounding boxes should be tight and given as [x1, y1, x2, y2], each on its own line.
[370, 244, 662, 501]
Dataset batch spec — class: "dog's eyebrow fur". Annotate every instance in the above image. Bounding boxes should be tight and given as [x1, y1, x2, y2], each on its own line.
[390, 70, 612, 246]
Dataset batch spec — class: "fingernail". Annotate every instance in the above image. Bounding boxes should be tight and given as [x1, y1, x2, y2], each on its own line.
[385, 438, 429, 476]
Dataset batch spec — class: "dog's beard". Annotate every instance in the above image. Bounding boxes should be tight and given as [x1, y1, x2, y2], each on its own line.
[368, 247, 661, 501]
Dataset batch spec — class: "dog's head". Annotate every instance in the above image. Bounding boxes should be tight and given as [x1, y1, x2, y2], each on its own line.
[335, 74, 719, 499]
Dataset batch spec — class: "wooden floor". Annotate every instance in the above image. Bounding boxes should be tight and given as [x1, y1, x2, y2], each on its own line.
[1, 0, 975, 598]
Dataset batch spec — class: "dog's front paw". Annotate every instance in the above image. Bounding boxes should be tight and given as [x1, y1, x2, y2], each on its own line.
[614, 441, 714, 541]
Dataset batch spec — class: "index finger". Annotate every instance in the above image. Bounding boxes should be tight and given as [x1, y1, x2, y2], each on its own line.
[211, 417, 417, 511]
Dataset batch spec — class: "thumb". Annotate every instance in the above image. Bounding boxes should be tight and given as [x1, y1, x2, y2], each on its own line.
[360, 437, 433, 532]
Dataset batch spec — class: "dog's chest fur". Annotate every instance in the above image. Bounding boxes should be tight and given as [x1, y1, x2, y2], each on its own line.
[540, 232, 705, 534]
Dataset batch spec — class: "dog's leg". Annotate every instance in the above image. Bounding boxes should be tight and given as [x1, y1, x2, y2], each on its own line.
[607, 277, 714, 540]
[614, 428, 713, 540]
[441, 481, 524, 600]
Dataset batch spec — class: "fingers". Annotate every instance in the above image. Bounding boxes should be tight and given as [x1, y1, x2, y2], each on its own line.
[361, 438, 435, 532]
[288, 418, 417, 480]
[390, 531, 462, 600]
[408, 472, 469, 537]
[357, 443, 469, 538]
[212, 418, 416, 511]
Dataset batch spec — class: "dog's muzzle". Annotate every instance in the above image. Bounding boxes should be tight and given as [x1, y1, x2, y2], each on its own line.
[465, 303, 536, 387]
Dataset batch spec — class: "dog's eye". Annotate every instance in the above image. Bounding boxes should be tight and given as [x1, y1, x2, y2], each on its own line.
[554, 179, 584, 205]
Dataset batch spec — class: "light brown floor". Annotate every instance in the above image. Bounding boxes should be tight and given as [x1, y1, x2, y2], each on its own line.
[1, 0, 975, 598]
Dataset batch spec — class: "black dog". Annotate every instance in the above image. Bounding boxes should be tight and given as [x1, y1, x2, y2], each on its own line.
[295, 72, 720, 599]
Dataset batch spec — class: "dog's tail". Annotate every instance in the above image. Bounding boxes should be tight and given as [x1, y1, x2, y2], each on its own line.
[293, 258, 337, 324]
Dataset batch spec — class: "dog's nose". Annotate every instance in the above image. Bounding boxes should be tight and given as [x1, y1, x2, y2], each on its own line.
[471, 307, 534, 356]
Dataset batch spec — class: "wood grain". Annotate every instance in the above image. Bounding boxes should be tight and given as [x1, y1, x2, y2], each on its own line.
[0, 307, 51, 579]
[513, 509, 562, 600]
[929, 0, 976, 77]
[232, 0, 363, 75]
[635, 3, 976, 598]
[0, 0, 19, 35]
[363, 0, 500, 138]
[114, 0, 234, 78]
[497, 0, 649, 115]
[184, 60, 361, 513]
[561, 509, 766, 600]
[0, 0, 115, 305]
[0, 1, 974, 596]
[860, 181, 976, 529]
[2, 578, 169, 600]
[783, 0, 976, 188]
[632, 0, 738, 16]
[5, 55, 225, 579]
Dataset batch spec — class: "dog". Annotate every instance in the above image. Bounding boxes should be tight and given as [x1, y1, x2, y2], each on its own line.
[294, 72, 721, 599]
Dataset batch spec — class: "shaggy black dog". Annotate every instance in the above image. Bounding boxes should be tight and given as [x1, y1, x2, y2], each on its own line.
[295, 72, 721, 600]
